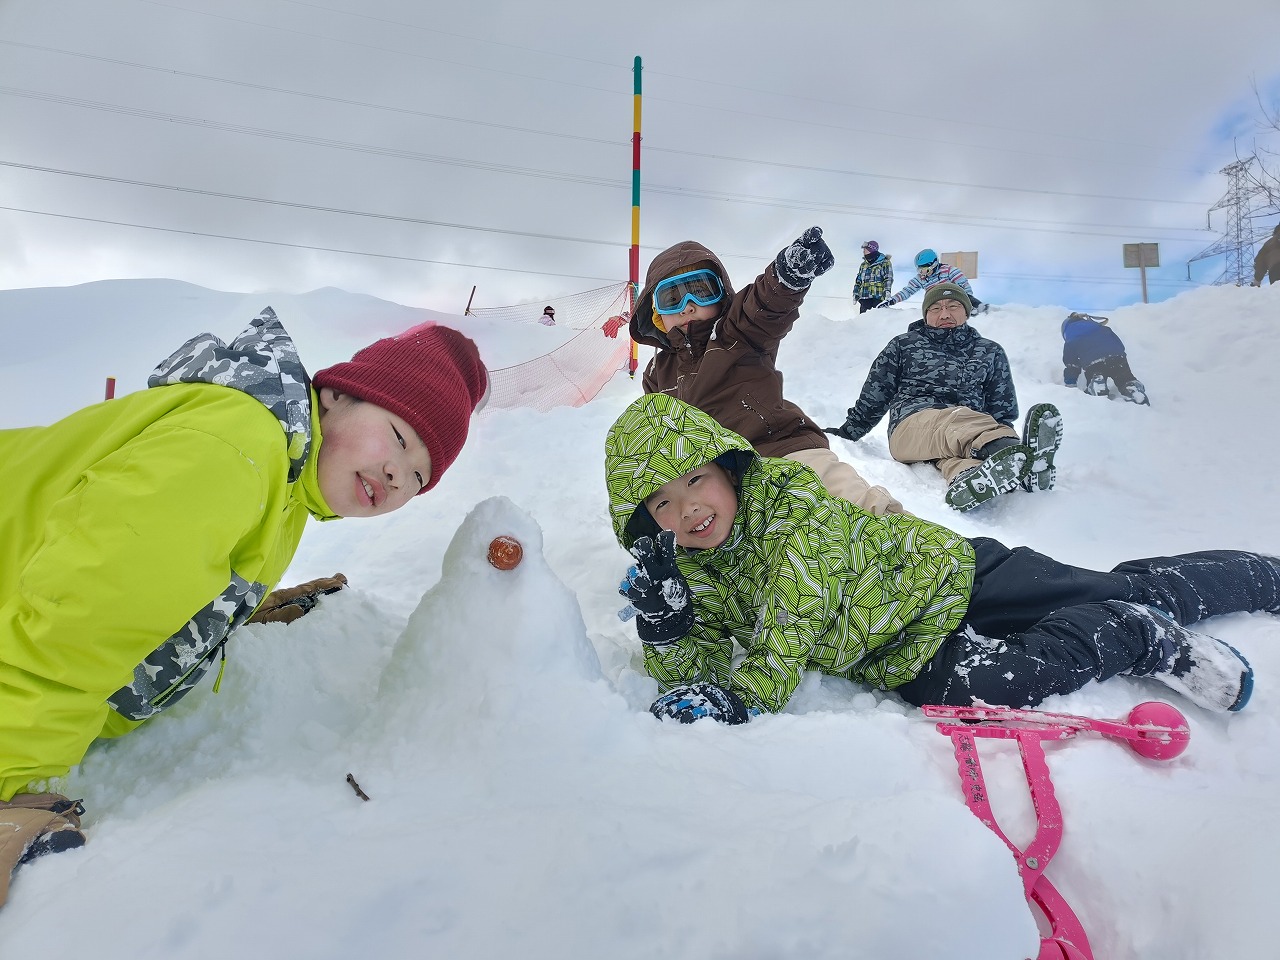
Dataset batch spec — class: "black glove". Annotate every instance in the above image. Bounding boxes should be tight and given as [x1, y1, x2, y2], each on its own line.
[618, 530, 694, 647]
[774, 226, 835, 290]
[824, 422, 859, 441]
[875, 300, 892, 308]
[650, 682, 751, 724]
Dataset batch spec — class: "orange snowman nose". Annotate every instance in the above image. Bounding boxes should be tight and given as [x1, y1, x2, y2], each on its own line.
[487, 535, 523, 570]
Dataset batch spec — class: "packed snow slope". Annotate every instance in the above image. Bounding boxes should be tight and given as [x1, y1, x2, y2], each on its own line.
[1, 279, 1278, 960]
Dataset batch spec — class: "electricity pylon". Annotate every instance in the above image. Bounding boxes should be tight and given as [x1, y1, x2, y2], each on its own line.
[1187, 157, 1271, 285]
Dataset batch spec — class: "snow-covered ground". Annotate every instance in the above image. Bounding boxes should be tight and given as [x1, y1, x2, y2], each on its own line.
[2, 278, 1278, 959]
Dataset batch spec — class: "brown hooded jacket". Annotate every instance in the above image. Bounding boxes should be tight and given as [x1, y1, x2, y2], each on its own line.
[630, 241, 828, 459]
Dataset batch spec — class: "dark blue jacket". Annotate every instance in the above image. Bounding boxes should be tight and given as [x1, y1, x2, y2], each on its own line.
[1061, 315, 1126, 386]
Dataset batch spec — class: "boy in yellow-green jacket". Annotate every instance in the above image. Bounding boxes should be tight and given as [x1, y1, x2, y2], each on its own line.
[0, 307, 488, 903]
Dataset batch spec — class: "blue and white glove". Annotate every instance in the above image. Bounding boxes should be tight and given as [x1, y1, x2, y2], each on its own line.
[618, 530, 693, 647]
[774, 226, 835, 290]
[650, 682, 751, 725]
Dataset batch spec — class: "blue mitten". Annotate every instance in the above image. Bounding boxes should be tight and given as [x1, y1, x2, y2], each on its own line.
[619, 530, 693, 647]
[650, 682, 751, 725]
[774, 226, 835, 290]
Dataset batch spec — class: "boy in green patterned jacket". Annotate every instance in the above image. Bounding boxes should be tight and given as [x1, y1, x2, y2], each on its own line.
[605, 394, 1279, 723]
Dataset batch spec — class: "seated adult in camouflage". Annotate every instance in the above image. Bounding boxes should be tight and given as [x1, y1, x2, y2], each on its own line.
[827, 283, 1062, 512]
[606, 393, 1276, 724]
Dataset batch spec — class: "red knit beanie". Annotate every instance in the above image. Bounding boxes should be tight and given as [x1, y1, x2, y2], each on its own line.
[313, 322, 489, 493]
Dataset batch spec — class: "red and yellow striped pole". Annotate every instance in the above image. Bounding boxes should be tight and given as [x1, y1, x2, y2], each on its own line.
[628, 55, 642, 377]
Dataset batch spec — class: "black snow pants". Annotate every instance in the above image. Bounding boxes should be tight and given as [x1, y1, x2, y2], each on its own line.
[894, 537, 1280, 708]
[1082, 354, 1141, 390]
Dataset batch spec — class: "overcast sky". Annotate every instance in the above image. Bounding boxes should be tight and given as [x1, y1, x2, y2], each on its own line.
[2, 0, 1279, 315]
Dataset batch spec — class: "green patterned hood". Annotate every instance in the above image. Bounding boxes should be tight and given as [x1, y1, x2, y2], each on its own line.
[605, 394, 755, 550]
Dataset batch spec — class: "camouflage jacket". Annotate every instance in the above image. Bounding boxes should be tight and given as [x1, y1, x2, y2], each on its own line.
[841, 320, 1018, 441]
[605, 394, 975, 712]
[0, 308, 335, 799]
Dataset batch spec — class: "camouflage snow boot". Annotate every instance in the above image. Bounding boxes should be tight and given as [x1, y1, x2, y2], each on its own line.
[945, 444, 1030, 512]
[1021, 402, 1064, 492]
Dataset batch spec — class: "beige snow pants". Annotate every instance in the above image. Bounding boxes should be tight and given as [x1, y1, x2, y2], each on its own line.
[888, 407, 1018, 482]
[785, 447, 905, 516]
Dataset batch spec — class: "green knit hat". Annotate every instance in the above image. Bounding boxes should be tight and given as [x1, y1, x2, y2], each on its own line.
[922, 282, 972, 318]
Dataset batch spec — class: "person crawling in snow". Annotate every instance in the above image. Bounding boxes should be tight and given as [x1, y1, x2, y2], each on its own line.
[0, 308, 488, 904]
[1060, 312, 1149, 405]
[604, 392, 1280, 726]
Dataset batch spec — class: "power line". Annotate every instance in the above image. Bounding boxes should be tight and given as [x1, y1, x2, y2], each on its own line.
[0, 203, 1203, 291]
[1, 39, 1210, 208]
[0, 204, 624, 284]
[134, 0, 1206, 178]
[652, 146, 1211, 208]
[269, 0, 1195, 163]
[0, 91, 1217, 242]
[0, 159, 628, 249]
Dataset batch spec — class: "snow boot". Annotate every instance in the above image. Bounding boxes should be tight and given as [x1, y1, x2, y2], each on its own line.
[945, 444, 1030, 512]
[1124, 605, 1253, 713]
[1083, 374, 1109, 397]
[1021, 402, 1063, 492]
[1121, 379, 1150, 406]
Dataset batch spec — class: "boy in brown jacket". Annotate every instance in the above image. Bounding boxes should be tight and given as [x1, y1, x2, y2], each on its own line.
[628, 227, 903, 515]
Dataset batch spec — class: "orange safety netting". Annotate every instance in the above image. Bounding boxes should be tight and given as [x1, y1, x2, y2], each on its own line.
[469, 282, 634, 414]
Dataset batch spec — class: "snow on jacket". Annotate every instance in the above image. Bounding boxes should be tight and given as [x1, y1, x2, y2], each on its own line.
[884, 262, 975, 305]
[1255, 224, 1280, 284]
[604, 394, 975, 712]
[629, 241, 827, 459]
[852, 253, 894, 302]
[0, 308, 336, 800]
[840, 320, 1018, 441]
[1061, 314, 1128, 386]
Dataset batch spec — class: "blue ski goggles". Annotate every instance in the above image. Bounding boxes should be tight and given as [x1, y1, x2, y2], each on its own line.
[653, 269, 724, 315]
